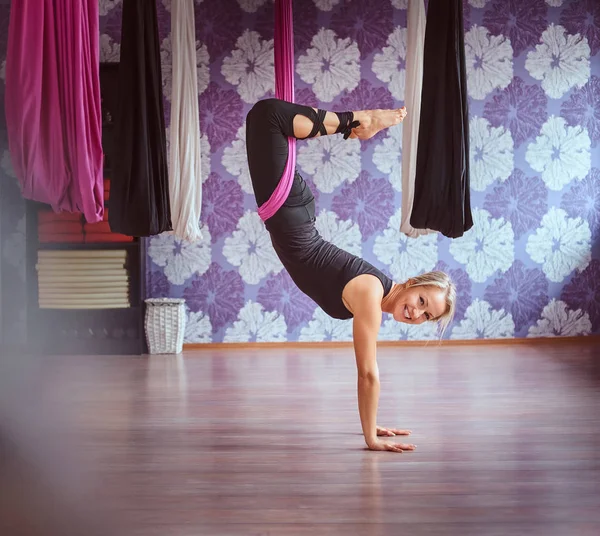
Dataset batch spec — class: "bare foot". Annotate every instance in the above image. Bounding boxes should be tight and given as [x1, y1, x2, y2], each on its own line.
[350, 106, 406, 140]
[349, 107, 407, 140]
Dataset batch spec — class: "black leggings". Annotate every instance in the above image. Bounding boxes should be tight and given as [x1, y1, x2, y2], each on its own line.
[245, 99, 356, 229]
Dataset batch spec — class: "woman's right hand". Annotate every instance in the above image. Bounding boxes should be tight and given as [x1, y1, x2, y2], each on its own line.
[367, 439, 417, 453]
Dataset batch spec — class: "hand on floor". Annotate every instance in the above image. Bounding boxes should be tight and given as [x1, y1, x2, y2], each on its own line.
[376, 426, 412, 437]
[368, 439, 417, 453]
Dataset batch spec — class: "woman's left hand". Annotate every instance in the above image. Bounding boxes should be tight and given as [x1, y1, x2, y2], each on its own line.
[376, 426, 412, 437]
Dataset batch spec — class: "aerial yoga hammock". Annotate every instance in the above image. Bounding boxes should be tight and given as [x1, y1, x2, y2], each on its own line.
[411, 0, 472, 238]
[254, 0, 298, 221]
[108, 0, 172, 237]
[400, 0, 429, 238]
[168, 0, 204, 242]
[258, 0, 471, 239]
[4, 0, 104, 223]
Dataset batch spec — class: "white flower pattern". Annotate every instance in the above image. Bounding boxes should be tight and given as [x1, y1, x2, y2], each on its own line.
[372, 124, 403, 192]
[222, 124, 252, 193]
[372, 27, 407, 101]
[468, 0, 491, 7]
[373, 209, 438, 282]
[99, 34, 121, 63]
[222, 211, 283, 285]
[391, 0, 408, 8]
[160, 36, 173, 102]
[470, 116, 514, 191]
[465, 25, 514, 100]
[297, 28, 360, 102]
[451, 299, 515, 339]
[224, 301, 287, 342]
[148, 225, 212, 285]
[528, 299, 591, 337]
[525, 116, 591, 191]
[449, 208, 514, 283]
[314, 0, 340, 10]
[185, 309, 213, 344]
[299, 308, 353, 342]
[237, 0, 270, 13]
[222, 30, 274, 104]
[297, 135, 361, 193]
[379, 318, 438, 341]
[525, 24, 590, 99]
[99, 0, 122, 16]
[200, 133, 211, 183]
[526, 207, 591, 282]
[195, 43, 210, 95]
[315, 209, 362, 257]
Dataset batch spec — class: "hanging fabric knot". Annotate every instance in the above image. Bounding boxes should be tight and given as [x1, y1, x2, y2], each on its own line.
[335, 111, 360, 140]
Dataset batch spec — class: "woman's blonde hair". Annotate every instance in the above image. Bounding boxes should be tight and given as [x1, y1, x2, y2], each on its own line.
[404, 271, 456, 338]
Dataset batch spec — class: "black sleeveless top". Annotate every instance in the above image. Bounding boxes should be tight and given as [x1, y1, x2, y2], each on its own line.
[265, 173, 393, 320]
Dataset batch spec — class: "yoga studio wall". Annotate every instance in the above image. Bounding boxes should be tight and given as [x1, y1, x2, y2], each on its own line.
[1, 0, 599, 346]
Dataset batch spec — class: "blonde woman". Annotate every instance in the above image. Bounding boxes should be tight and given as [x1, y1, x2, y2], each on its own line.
[246, 99, 457, 453]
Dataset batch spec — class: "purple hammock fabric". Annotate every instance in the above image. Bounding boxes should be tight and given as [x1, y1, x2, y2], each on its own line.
[4, 0, 104, 223]
[257, 0, 296, 222]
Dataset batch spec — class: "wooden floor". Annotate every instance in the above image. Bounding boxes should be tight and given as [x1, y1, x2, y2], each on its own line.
[1, 341, 599, 536]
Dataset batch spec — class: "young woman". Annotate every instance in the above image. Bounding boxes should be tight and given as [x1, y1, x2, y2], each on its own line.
[246, 99, 456, 453]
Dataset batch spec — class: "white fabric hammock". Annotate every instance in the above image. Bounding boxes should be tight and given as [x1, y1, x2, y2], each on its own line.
[400, 0, 435, 238]
[169, 0, 203, 242]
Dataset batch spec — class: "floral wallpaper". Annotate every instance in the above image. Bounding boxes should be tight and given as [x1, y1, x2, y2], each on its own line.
[1, 0, 599, 347]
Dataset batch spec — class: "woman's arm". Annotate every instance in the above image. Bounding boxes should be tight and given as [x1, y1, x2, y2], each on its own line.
[348, 277, 417, 453]
[352, 306, 382, 448]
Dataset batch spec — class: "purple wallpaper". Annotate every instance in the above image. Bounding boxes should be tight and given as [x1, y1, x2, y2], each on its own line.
[1, 0, 599, 346]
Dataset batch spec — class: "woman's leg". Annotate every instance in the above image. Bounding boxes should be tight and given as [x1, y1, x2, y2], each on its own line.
[245, 98, 406, 206]
[292, 106, 406, 140]
[246, 99, 305, 207]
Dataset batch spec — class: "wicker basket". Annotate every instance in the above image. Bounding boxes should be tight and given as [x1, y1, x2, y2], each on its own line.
[144, 298, 186, 354]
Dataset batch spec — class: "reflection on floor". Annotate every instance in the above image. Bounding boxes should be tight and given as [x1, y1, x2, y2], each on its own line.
[1, 341, 599, 535]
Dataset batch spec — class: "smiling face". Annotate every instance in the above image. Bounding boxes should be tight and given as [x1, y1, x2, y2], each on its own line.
[392, 284, 448, 325]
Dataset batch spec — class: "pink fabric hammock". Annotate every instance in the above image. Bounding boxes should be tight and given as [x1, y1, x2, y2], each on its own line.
[257, 0, 296, 221]
[4, 0, 104, 223]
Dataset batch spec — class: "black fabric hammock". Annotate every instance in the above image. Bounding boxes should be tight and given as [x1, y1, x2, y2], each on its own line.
[410, 0, 472, 239]
[108, 0, 172, 237]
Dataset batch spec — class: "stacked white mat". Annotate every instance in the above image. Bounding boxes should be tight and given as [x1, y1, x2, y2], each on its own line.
[37, 250, 130, 309]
